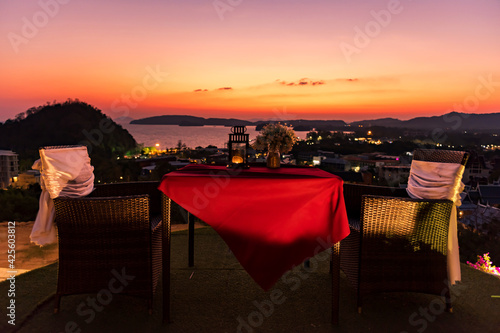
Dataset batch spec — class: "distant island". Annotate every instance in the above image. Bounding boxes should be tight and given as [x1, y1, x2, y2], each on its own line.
[130, 115, 346, 131]
[130, 112, 500, 131]
[350, 112, 500, 131]
[131, 115, 253, 127]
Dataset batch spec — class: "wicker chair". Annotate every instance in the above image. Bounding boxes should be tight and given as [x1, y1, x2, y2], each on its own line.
[337, 149, 469, 315]
[53, 181, 164, 315]
[343, 183, 408, 225]
[339, 194, 453, 312]
[413, 148, 469, 165]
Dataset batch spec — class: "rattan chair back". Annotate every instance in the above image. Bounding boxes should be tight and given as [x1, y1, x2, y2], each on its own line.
[53, 181, 163, 314]
[413, 148, 469, 165]
[339, 185, 455, 315]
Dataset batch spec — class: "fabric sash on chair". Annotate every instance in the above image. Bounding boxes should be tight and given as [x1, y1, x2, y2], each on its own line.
[30, 146, 94, 246]
[407, 160, 465, 285]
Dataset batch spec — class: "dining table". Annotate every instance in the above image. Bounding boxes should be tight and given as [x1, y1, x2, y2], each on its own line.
[158, 164, 350, 324]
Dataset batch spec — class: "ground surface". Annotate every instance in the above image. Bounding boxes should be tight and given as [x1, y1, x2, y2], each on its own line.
[0, 227, 499, 333]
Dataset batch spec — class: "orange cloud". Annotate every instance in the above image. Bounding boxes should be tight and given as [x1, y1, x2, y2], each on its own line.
[194, 87, 233, 92]
[276, 78, 325, 86]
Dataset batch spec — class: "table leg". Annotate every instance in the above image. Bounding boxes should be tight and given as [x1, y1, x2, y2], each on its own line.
[188, 213, 194, 267]
[162, 195, 171, 324]
[332, 242, 340, 326]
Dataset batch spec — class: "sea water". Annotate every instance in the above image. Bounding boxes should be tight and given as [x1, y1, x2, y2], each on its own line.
[120, 124, 310, 149]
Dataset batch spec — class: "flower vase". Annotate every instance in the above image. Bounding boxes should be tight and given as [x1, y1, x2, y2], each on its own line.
[267, 151, 280, 168]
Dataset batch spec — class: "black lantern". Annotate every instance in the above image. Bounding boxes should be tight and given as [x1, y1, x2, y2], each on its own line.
[228, 126, 249, 168]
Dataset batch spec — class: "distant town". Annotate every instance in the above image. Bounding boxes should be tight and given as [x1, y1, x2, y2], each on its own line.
[2, 124, 500, 234]
[1, 102, 499, 242]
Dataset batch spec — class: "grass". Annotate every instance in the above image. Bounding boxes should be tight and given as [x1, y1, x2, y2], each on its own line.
[16, 243, 58, 261]
[0, 262, 57, 333]
[1, 228, 499, 333]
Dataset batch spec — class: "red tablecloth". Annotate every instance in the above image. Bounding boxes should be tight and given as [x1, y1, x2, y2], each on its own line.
[159, 164, 349, 290]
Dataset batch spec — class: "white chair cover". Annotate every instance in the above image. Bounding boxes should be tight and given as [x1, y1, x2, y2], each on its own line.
[30, 146, 94, 246]
[407, 159, 465, 285]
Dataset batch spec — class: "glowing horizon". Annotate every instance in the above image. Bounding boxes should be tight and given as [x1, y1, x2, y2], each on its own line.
[1, 0, 499, 123]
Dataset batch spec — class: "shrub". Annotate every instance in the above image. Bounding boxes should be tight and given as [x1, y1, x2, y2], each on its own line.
[0, 184, 41, 221]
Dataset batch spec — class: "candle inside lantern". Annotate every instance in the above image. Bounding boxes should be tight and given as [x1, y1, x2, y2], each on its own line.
[228, 126, 249, 168]
[232, 155, 244, 164]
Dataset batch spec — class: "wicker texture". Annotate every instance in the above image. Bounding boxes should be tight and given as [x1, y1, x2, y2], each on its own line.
[90, 181, 163, 219]
[343, 183, 408, 224]
[39, 145, 86, 150]
[413, 148, 469, 165]
[53, 181, 163, 314]
[161, 194, 172, 323]
[337, 149, 469, 315]
[338, 188, 454, 312]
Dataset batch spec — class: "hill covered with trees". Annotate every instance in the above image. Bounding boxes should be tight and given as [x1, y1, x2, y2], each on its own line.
[350, 112, 500, 131]
[131, 114, 347, 131]
[0, 100, 139, 182]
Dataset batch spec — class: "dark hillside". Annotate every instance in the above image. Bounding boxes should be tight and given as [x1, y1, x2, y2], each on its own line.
[0, 100, 138, 181]
[351, 112, 500, 131]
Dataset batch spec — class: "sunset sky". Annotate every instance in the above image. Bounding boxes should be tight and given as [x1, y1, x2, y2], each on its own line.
[1, 0, 499, 122]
